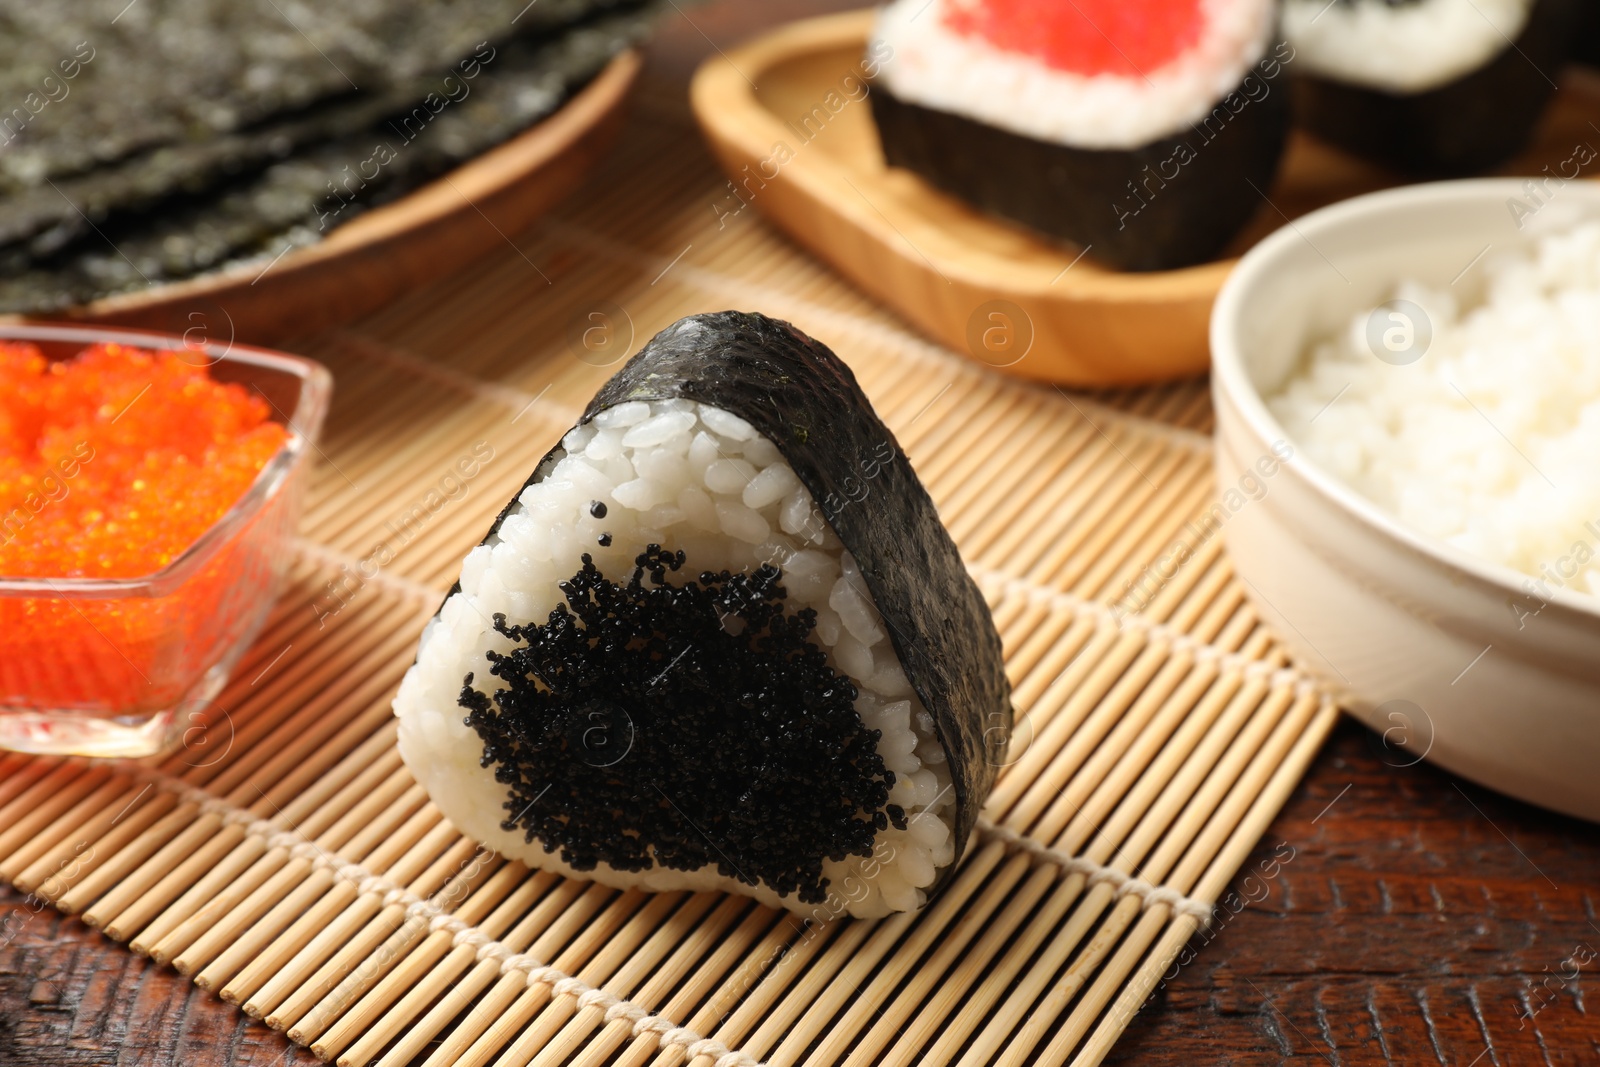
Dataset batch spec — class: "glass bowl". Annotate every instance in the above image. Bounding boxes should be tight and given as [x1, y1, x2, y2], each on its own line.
[0, 324, 331, 758]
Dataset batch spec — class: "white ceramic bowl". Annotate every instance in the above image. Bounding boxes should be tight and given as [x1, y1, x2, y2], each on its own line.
[1211, 179, 1600, 822]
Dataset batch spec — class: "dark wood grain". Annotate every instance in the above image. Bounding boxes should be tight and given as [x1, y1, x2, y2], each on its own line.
[0, 898, 318, 1067]
[1110, 720, 1600, 1066]
[6, 720, 1598, 1065]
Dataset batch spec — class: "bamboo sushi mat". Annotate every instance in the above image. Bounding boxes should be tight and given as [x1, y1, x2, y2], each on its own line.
[0, 79, 1341, 1067]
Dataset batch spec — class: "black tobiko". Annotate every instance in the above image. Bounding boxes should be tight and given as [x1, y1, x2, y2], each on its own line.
[460, 546, 904, 905]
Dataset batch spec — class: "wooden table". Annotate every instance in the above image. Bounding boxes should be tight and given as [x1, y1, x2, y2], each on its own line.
[4, 2, 1599, 1064]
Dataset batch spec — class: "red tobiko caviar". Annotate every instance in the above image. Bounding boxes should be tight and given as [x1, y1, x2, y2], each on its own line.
[0, 341, 286, 577]
[0, 340, 292, 727]
[943, 0, 1206, 78]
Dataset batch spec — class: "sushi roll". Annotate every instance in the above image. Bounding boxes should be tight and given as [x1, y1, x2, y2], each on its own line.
[393, 312, 1011, 918]
[1283, 0, 1581, 176]
[867, 0, 1290, 271]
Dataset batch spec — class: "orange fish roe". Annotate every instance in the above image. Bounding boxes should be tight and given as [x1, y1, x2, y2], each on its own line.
[0, 341, 287, 578]
[1, 341, 296, 720]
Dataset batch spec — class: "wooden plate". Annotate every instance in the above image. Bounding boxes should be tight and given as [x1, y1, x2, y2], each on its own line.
[21, 50, 642, 347]
[690, 11, 1600, 386]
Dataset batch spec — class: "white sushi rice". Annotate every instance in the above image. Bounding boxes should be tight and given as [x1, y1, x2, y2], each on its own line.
[394, 399, 957, 918]
[872, 0, 1277, 149]
[1282, 0, 1533, 94]
[1267, 222, 1600, 593]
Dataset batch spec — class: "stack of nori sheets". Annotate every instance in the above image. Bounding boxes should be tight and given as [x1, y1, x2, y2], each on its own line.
[0, 0, 659, 314]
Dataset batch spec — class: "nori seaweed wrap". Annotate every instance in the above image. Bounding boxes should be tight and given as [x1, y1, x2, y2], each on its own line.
[393, 312, 1012, 918]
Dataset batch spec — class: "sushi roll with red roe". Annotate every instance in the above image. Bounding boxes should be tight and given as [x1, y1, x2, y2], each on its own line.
[868, 0, 1291, 271]
[1282, 0, 1581, 175]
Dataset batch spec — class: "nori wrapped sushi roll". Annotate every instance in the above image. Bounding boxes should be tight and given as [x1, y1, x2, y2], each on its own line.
[394, 312, 1012, 918]
[867, 0, 1291, 272]
[1282, 0, 1582, 176]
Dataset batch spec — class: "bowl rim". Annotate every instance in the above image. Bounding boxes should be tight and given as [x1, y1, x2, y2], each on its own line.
[0, 322, 332, 597]
[1210, 176, 1600, 625]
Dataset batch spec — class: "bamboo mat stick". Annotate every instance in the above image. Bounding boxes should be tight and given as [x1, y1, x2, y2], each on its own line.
[921, 865, 1090, 1066]
[1001, 439, 1176, 583]
[100, 822, 250, 941]
[274, 721, 405, 827]
[172, 596, 398, 787]
[343, 868, 558, 1067]
[230, 880, 363, 1010]
[1039, 693, 1330, 1065]
[7, 775, 160, 889]
[196, 865, 337, 991]
[490, 893, 725, 1067]
[137, 833, 278, 959]
[1052, 664, 1231, 854]
[443, 890, 676, 1067]
[542, 895, 757, 1067]
[146, 842, 290, 964]
[250, 826, 468, 1022]
[599, 904, 781, 1067]
[1002, 641, 1172, 830]
[200, 615, 421, 800]
[0, 763, 110, 873]
[951, 682, 1281, 1063]
[1070, 701, 1340, 1067]
[278, 839, 486, 1034]
[73, 807, 214, 923]
[1032, 448, 1196, 592]
[938, 407, 1089, 537]
[782, 853, 1022, 1066]
[27, 790, 179, 900]
[1022, 654, 1211, 850]
[311, 854, 516, 1053]
[949, 876, 1112, 1067]
[269, 898, 410, 1031]
[1149, 538, 1232, 631]
[995, 631, 1151, 828]
[1075, 471, 1215, 603]
[831, 852, 1049, 1067]
[316, 778, 427, 859]
[361, 871, 572, 1066]
[1003, 611, 1097, 716]
[669, 914, 860, 1066]
[991, 598, 1065, 693]
[417, 882, 615, 1067]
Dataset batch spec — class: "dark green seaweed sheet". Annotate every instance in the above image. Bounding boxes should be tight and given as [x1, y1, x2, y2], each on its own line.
[463, 312, 1014, 901]
[0, 0, 632, 190]
[0, 65, 478, 255]
[0, 7, 655, 314]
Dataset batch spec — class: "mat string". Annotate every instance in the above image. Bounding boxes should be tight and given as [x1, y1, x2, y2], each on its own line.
[974, 819, 1214, 925]
[121, 765, 768, 1067]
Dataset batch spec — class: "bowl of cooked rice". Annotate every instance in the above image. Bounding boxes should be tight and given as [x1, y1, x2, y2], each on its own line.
[1211, 179, 1600, 821]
